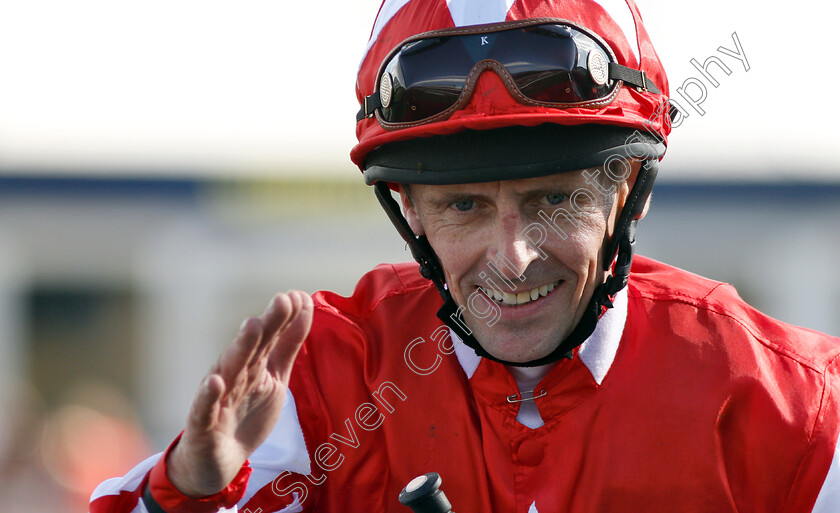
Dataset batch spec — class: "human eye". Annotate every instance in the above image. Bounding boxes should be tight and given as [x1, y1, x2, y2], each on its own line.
[543, 192, 567, 205]
[451, 198, 475, 212]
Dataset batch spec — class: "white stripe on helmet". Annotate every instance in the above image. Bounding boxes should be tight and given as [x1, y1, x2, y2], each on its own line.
[446, 0, 516, 27]
[360, 0, 414, 69]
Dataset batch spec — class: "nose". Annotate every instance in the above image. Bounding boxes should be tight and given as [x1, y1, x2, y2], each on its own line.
[486, 206, 541, 281]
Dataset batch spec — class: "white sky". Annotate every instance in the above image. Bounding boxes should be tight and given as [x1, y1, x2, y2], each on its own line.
[0, 0, 836, 181]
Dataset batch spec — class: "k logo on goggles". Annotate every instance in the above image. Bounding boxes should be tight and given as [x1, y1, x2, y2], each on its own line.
[357, 18, 660, 128]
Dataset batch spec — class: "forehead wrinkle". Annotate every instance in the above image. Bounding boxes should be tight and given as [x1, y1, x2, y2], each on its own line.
[416, 174, 597, 208]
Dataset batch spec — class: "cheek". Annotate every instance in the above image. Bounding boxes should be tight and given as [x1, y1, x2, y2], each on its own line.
[425, 224, 486, 287]
[546, 214, 608, 271]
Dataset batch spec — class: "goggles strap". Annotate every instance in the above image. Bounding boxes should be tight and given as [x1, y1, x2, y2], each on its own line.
[608, 63, 661, 94]
[357, 90, 382, 122]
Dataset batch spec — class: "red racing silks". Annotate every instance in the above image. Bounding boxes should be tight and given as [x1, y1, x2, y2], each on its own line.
[91, 257, 840, 512]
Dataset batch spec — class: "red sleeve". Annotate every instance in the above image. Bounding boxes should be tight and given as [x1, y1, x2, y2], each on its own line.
[146, 434, 253, 513]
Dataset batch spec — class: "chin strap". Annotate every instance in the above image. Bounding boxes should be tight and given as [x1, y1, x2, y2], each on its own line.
[374, 183, 448, 297]
[373, 158, 658, 367]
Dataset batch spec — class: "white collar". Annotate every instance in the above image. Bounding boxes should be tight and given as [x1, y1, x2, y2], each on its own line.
[452, 286, 628, 385]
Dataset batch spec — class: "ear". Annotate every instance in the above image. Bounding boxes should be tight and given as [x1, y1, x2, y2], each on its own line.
[398, 185, 426, 236]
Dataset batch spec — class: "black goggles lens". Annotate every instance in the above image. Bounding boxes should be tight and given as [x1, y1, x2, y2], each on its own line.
[378, 24, 614, 124]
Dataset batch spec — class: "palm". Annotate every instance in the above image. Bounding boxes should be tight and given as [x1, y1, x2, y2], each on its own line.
[169, 291, 314, 497]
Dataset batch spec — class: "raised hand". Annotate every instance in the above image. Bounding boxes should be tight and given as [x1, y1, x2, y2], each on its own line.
[166, 290, 314, 497]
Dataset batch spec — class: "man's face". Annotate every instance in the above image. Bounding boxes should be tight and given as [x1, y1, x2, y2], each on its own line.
[401, 166, 634, 363]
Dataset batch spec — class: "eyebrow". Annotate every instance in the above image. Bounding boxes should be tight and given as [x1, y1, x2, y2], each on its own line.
[424, 186, 573, 208]
[424, 191, 489, 209]
[525, 187, 571, 197]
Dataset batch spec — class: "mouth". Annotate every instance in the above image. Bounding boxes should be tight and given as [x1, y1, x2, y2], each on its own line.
[479, 280, 561, 306]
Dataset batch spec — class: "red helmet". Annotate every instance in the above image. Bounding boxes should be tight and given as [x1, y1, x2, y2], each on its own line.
[351, 0, 671, 173]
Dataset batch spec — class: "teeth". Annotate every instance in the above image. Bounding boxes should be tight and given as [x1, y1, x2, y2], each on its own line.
[480, 280, 561, 306]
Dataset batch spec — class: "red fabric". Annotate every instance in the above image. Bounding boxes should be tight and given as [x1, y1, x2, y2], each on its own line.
[356, 0, 453, 105]
[269, 256, 840, 512]
[91, 256, 840, 512]
[352, 0, 672, 169]
[147, 433, 252, 513]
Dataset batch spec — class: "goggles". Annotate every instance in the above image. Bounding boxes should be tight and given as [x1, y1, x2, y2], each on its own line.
[357, 19, 660, 128]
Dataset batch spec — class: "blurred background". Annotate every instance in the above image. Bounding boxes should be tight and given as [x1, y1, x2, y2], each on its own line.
[0, 0, 838, 510]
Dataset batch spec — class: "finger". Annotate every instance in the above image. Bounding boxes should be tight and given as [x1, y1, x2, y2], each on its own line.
[247, 293, 294, 368]
[269, 290, 314, 382]
[239, 293, 299, 396]
[186, 373, 225, 436]
[214, 316, 264, 388]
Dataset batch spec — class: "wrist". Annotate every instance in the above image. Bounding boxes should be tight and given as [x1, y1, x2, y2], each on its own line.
[166, 436, 212, 498]
[143, 433, 252, 513]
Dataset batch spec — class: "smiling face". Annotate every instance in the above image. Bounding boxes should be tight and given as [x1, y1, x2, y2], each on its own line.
[401, 165, 637, 363]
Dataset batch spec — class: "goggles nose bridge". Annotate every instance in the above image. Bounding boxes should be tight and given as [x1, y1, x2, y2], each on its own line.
[457, 60, 532, 115]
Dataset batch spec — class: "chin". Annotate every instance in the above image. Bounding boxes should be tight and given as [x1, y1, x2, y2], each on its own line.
[469, 326, 560, 363]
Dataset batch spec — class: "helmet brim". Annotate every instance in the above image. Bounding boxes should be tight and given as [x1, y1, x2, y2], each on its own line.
[363, 124, 664, 185]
